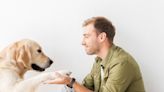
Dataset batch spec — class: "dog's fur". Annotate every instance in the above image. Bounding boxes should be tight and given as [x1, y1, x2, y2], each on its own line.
[0, 39, 71, 92]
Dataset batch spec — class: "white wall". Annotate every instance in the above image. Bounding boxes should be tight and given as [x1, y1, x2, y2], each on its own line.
[0, 0, 163, 92]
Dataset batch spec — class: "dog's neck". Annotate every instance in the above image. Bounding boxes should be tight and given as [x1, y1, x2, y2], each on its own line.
[16, 62, 29, 77]
[0, 61, 28, 78]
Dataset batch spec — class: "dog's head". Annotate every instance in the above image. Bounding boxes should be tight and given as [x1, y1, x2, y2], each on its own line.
[1, 39, 53, 72]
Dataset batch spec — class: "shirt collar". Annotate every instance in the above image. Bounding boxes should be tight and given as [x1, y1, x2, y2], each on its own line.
[95, 44, 116, 69]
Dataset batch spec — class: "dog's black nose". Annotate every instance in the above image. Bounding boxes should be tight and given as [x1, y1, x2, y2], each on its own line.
[49, 59, 53, 65]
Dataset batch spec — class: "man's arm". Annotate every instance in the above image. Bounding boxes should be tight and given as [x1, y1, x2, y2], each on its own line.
[47, 72, 93, 92]
[72, 80, 93, 92]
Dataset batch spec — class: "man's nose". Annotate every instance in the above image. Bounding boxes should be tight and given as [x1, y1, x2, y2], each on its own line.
[81, 39, 85, 46]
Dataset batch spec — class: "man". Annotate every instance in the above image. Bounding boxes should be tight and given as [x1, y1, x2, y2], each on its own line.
[48, 16, 145, 92]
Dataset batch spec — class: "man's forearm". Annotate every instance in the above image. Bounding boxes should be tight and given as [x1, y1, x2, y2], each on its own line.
[73, 81, 93, 92]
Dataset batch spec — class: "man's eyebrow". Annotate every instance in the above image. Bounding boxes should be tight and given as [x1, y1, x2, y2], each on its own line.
[83, 34, 89, 36]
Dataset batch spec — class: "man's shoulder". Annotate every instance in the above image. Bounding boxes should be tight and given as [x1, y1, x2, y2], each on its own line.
[110, 45, 136, 64]
[112, 45, 130, 58]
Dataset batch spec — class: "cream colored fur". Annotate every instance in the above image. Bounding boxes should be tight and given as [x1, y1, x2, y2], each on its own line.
[0, 39, 71, 92]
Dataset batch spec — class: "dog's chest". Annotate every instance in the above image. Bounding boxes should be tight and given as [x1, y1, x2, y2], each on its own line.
[0, 69, 21, 91]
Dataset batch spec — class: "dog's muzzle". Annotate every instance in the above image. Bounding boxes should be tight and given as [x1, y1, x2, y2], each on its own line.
[31, 59, 53, 71]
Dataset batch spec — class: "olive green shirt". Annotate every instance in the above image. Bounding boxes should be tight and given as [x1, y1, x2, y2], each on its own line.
[82, 44, 145, 92]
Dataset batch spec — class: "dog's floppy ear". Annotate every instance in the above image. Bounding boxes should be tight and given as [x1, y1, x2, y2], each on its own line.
[6, 42, 31, 68]
[16, 45, 31, 68]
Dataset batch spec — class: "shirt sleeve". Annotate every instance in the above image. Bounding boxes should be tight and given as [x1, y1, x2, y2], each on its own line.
[102, 60, 134, 92]
[82, 73, 94, 91]
[82, 63, 97, 91]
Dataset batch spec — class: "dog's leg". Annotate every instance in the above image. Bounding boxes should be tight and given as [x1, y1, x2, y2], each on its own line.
[14, 70, 71, 92]
[13, 72, 57, 92]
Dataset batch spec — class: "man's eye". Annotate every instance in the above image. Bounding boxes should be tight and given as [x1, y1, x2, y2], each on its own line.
[37, 49, 42, 53]
[84, 36, 89, 38]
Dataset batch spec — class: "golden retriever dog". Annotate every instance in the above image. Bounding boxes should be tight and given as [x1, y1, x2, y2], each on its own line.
[0, 39, 71, 92]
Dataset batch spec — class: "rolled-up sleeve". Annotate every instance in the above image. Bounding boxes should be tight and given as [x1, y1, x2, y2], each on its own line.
[82, 73, 94, 91]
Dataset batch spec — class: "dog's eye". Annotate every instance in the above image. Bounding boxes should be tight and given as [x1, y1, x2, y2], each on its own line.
[37, 49, 42, 53]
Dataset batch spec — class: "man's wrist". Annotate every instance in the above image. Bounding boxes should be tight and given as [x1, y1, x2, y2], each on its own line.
[67, 78, 76, 88]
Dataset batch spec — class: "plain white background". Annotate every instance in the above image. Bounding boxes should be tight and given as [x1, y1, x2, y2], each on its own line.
[0, 0, 163, 92]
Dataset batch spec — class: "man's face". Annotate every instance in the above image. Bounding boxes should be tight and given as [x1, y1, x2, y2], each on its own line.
[82, 23, 100, 55]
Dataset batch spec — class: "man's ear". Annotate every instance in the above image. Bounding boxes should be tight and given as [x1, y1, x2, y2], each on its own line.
[98, 32, 107, 42]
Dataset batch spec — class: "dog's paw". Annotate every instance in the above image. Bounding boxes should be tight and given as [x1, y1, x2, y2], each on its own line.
[56, 70, 72, 76]
[48, 70, 71, 80]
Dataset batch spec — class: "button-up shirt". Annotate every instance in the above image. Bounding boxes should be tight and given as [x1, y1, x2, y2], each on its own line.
[82, 44, 145, 92]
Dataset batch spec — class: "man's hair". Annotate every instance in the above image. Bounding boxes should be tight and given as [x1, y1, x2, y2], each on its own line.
[83, 16, 115, 42]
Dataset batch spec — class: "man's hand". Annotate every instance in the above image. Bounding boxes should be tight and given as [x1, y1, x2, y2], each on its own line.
[45, 71, 93, 92]
[45, 71, 72, 85]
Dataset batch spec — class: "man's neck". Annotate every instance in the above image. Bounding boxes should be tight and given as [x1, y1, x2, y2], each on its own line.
[97, 43, 112, 60]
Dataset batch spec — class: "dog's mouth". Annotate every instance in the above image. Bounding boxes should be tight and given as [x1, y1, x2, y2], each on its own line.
[31, 59, 53, 72]
[31, 64, 45, 71]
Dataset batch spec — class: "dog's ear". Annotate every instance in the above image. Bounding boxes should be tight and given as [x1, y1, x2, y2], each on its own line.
[16, 45, 31, 68]
[3, 41, 32, 69]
